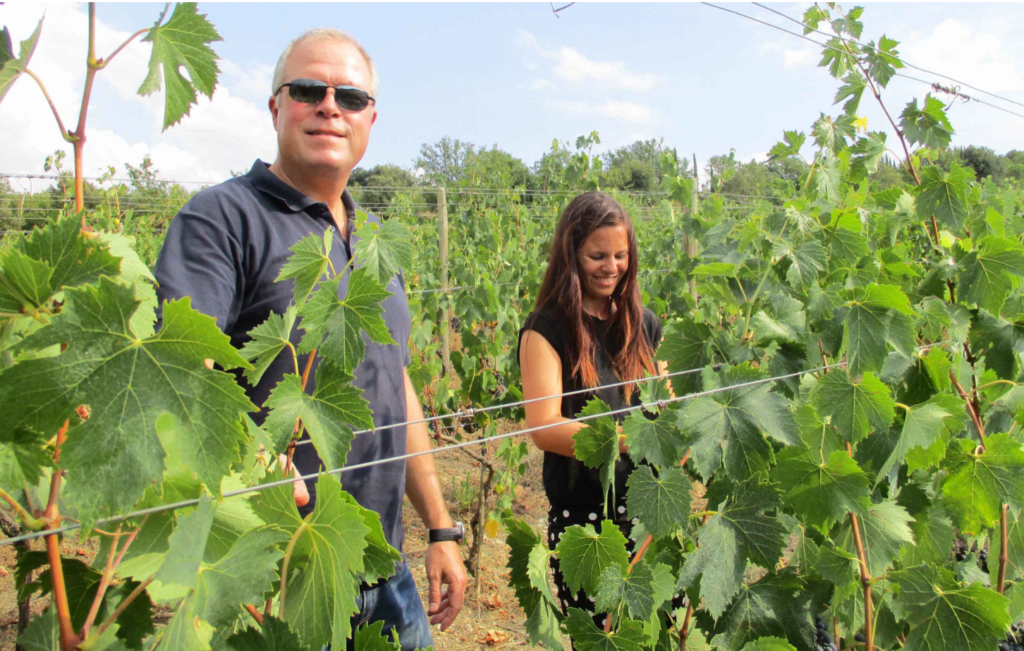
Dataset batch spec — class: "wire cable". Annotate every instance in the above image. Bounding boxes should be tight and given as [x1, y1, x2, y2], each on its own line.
[0, 341, 949, 546]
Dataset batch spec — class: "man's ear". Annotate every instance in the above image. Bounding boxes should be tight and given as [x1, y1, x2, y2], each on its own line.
[269, 94, 279, 130]
[371, 107, 378, 127]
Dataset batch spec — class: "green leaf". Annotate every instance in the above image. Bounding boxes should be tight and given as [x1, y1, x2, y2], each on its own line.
[842, 284, 915, 377]
[596, 561, 674, 621]
[0, 17, 41, 104]
[277, 231, 334, 308]
[771, 448, 871, 533]
[338, 490, 402, 585]
[352, 621, 400, 651]
[708, 570, 817, 651]
[692, 262, 738, 278]
[0, 250, 53, 313]
[678, 364, 799, 481]
[94, 231, 158, 338]
[751, 295, 806, 346]
[812, 155, 841, 204]
[353, 214, 414, 286]
[835, 499, 914, 578]
[657, 320, 713, 395]
[834, 72, 867, 116]
[970, 311, 1024, 380]
[25, 217, 124, 292]
[157, 494, 216, 590]
[264, 361, 372, 471]
[138, 2, 223, 130]
[849, 133, 887, 183]
[941, 433, 1024, 534]
[865, 36, 903, 88]
[0, 427, 50, 494]
[876, 402, 951, 483]
[767, 131, 806, 160]
[572, 398, 621, 504]
[240, 307, 298, 386]
[504, 517, 563, 651]
[819, 37, 856, 79]
[19, 607, 58, 651]
[774, 240, 825, 290]
[959, 236, 1024, 315]
[812, 114, 855, 153]
[555, 521, 629, 596]
[813, 371, 895, 444]
[625, 465, 691, 538]
[0, 280, 253, 525]
[298, 267, 394, 372]
[564, 608, 648, 651]
[678, 478, 788, 619]
[917, 162, 973, 232]
[623, 407, 686, 469]
[892, 564, 1009, 651]
[740, 638, 798, 651]
[901, 95, 955, 149]
[827, 220, 870, 265]
[228, 616, 310, 651]
[898, 486, 955, 567]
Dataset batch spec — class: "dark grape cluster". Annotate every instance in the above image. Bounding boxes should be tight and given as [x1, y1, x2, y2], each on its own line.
[978, 545, 990, 574]
[954, 538, 969, 561]
[450, 316, 461, 330]
[814, 615, 837, 651]
[999, 622, 1024, 651]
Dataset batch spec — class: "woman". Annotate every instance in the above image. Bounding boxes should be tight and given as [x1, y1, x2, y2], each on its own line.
[517, 191, 667, 625]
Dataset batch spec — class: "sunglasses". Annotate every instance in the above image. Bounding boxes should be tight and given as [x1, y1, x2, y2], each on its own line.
[275, 78, 376, 111]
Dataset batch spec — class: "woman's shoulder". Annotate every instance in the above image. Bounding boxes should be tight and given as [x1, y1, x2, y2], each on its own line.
[641, 306, 663, 348]
[519, 304, 566, 355]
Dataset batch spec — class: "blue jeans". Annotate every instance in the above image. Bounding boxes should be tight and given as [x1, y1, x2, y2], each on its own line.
[346, 563, 434, 651]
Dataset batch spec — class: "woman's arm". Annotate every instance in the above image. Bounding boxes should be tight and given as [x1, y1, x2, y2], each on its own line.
[519, 329, 586, 458]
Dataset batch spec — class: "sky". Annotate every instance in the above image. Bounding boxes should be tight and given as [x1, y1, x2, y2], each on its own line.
[2, 2, 1024, 189]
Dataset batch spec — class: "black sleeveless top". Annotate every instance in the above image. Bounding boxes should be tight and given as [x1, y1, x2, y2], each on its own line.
[516, 305, 663, 509]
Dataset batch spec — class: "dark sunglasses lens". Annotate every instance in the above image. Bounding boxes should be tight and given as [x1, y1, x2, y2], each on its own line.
[288, 81, 327, 104]
[333, 88, 370, 111]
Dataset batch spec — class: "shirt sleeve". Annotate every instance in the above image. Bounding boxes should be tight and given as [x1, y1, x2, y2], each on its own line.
[154, 200, 244, 334]
[517, 309, 565, 369]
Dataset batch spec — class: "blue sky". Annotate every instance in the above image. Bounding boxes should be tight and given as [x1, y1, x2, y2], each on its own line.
[3, 2, 1024, 186]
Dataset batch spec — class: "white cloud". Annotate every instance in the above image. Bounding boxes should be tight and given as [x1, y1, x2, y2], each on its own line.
[530, 79, 554, 91]
[0, 3, 277, 184]
[550, 100, 657, 125]
[901, 19, 1024, 94]
[515, 29, 662, 92]
[759, 41, 817, 70]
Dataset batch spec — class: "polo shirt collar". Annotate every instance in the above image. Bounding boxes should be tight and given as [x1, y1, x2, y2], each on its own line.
[247, 160, 358, 226]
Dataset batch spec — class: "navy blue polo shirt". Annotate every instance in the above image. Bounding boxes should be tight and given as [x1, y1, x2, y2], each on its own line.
[153, 160, 412, 553]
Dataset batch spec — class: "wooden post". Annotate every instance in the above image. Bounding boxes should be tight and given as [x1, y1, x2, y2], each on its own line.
[437, 187, 451, 375]
[689, 154, 699, 301]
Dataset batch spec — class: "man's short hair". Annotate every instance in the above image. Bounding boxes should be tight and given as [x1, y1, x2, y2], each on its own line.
[271, 29, 379, 99]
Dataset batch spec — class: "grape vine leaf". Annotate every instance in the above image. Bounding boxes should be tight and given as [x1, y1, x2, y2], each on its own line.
[18, 607, 58, 651]
[898, 485, 955, 567]
[820, 38, 856, 79]
[706, 570, 818, 651]
[865, 36, 903, 87]
[264, 361, 372, 471]
[572, 398, 621, 504]
[677, 364, 799, 481]
[595, 561, 674, 621]
[812, 155, 841, 204]
[227, 616, 309, 651]
[504, 517, 563, 651]
[773, 240, 826, 290]
[835, 499, 914, 578]
[95, 231, 159, 338]
[827, 218, 870, 265]
[740, 638, 798, 651]
[625, 465, 691, 538]
[813, 371, 895, 444]
[891, 564, 1009, 651]
[812, 114, 855, 153]
[657, 319, 713, 395]
[337, 490, 402, 585]
[252, 473, 370, 650]
[969, 310, 1024, 380]
[751, 295, 806, 346]
[900, 95, 955, 149]
[0, 427, 50, 495]
[916, 162, 973, 235]
[239, 307, 298, 386]
[0, 280, 254, 525]
[623, 407, 686, 469]
[0, 16, 40, 104]
[841, 284, 915, 377]
[794, 403, 845, 459]
[771, 448, 870, 533]
[849, 132, 887, 183]
[138, 2, 223, 130]
[941, 433, 1024, 534]
[564, 608, 649, 651]
[353, 213, 414, 286]
[677, 478, 789, 619]
[297, 267, 394, 372]
[352, 621, 400, 651]
[875, 402, 952, 483]
[555, 521, 630, 596]
[767, 131, 806, 160]
[24, 217, 123, 295]
[0, 250, 53, 315]
[834, 71, 866, 116]
[277, 230, 334, 308]
[958, 236, 1024, 315]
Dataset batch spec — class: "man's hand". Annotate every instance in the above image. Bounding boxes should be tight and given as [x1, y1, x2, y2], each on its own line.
[278, 453, 310, 507]
[425, 540, 468, 631]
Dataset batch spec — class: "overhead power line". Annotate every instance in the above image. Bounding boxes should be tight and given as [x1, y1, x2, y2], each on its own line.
[0, 341, 949, 547]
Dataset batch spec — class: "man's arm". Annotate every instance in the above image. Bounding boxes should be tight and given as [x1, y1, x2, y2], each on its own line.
[402, 369, 468, 631]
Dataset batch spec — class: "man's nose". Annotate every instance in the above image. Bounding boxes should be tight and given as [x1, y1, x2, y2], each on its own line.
[315, 88, 342, 118]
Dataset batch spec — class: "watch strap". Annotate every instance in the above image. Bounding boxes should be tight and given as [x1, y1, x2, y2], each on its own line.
[428, 522, 464, 543]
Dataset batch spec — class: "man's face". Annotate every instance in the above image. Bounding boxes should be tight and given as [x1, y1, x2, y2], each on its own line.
[270, 38, 377, 176]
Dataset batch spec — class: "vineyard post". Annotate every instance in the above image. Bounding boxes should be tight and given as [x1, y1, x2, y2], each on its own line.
[437, 186, 451, 375]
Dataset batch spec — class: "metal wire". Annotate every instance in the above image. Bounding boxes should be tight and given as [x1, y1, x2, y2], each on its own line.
[0, 341, 950, 546]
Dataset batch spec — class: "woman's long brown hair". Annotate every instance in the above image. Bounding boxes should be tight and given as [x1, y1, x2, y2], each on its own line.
[535, 191, 655, 400]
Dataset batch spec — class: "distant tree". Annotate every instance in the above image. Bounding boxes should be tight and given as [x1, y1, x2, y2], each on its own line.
[464, 147, 530, 188]
[416, 136, 478, 185]
[603, 158, 658, 192]
[602, 138, 687, 189]
[348, 164, 419, 210]
[125, 154, 162, 193]
[957, 145, 1008, 183]
[530, 143, 572, 192]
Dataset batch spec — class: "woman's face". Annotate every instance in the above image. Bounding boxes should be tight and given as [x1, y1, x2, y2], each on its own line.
[577, 224, 630, 301]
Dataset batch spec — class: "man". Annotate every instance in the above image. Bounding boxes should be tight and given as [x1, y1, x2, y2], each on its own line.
[153, 29, 467, 648]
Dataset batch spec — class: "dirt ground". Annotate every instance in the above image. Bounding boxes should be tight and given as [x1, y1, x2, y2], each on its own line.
[0, 440, 557, 651]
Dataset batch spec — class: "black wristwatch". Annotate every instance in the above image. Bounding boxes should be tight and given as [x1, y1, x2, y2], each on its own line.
[428, 522, 464, 543]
